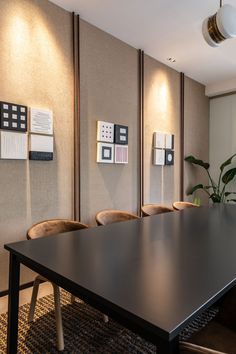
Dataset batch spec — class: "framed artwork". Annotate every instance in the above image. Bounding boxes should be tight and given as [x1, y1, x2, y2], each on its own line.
[153, 149, 165, 165]
[153, 132, 165, 148]
[165, 149, 174, 165]
[114, 145, 128, 164]
[30, 108, 53, 135]
[97, 121, 114, 143]
[29, 134, 53, 161]
[97, 142, 114, 163]
[0, 101, 27, 132]
[114, 124, 128, 145]
[0, 131, 27, 160]
[165, 133, 174, 149]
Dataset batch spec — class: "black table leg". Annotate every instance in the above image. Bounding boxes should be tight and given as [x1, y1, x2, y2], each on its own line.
[156, 336, 179, 354]
[7, 253, 20, 354]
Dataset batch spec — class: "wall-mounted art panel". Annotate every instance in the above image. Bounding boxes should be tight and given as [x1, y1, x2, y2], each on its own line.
[165, 149, 174, 165]
[115, 144, 128, 164]
[165, 133, 174, 149]
[0, 131, 27, 160]
[97, 121, 114, 143]
[30, 108, 53, 135]
[0, 101, 27, 132]
[29, 134, 53, 161]
[153, 148, 165, 165]
[114, 124, 128, 145]
[153, 132, 165, 149]
[153, 131, 175, 166]
[97, 142, 114, 163]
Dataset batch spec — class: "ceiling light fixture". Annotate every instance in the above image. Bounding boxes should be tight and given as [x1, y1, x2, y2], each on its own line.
[202, 0, 236, 47]
[167, 57, 176, 63]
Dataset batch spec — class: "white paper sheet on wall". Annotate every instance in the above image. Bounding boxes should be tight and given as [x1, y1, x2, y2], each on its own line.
[30, 108, 53, 135]
[0, 131, 27, 160]
[30, 134, 53, 152]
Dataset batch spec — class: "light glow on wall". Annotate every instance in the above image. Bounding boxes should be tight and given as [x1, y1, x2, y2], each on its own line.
[2, 2, 72, 101]
[147, 70, 173, 131]
[11, 16, 29, 49]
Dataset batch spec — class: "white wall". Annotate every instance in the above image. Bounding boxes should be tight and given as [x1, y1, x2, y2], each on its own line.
[210, 94, 236, 196]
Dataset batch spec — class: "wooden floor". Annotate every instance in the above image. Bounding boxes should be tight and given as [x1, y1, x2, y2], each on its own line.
[0, 282, 53, 314]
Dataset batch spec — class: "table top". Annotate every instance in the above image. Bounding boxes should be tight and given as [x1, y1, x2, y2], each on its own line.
[5, 204, 236, 342]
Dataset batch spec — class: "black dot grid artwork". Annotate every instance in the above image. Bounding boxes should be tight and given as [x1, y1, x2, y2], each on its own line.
[0, 101, 27, 132]
[165, 149, 174, 165]
[101, 124, 113, 142]
[114, 124, 128, 145]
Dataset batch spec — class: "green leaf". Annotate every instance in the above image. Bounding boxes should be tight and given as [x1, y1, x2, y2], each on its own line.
[220, 154, 236, 172]
[222, 168, 236, 184]
[224, 192, 236, 197]
[187, 184, 204, 195]
[184, 155, 210, 170]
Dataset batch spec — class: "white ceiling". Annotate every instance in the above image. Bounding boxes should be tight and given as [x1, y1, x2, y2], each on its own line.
[50, 0, 236, 90]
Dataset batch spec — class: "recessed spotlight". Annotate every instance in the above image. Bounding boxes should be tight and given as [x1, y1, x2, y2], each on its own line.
[167, 57, 176, 63]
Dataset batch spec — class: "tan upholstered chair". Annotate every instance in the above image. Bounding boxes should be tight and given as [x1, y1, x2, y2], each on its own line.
[27, 219, 88, 351]
[173, 201, 199, 211]
[95, 209, 139, 226]
[141, 204, 173, 217]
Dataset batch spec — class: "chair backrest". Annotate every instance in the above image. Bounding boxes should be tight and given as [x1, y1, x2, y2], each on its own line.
[141, 204, 174, 216]
[172, 201, 199, 211]
[95, 210, 139, 226]
[27, 219, 88, 240]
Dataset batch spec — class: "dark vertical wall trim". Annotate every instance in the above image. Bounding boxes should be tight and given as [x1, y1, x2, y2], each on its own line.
[180, 72, 185, 200]
[138, 50, 144, 215]
[73, 13, 81, 220]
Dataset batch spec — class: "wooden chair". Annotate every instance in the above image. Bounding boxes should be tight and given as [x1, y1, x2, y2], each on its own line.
[26, 219, 88, 351]
[141, 204, 173, 216]
[95, 209, 139, 226]
[180, 286, 236, 353]
[173, 201, 199, 211]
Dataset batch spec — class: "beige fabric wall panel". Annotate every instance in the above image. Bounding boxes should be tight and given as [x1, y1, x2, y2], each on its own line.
[143, 55, 180, 207]
[0, 0, 74, 291]
[80, 21, 139, 225]
[184, 76, 209, 205]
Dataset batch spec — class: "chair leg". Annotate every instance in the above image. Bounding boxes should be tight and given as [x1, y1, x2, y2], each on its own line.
[28, 276, 41, 323]
[53, 284, 64, 351]
[71, 294, 76, 303]
[103, 314, 109, 323]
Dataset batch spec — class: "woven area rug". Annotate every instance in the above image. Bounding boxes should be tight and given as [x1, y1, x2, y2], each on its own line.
[0, 290, 218, 354]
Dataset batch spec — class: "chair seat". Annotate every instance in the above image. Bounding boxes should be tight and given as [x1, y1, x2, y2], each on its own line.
[180, 320, 236, 354]
[141, 204, 173, 216]
[95, 209, 139, 226]
[173, 201, 199, 210]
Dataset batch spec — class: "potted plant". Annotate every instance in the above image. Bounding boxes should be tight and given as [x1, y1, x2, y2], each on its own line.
[185, 154, 236, 203]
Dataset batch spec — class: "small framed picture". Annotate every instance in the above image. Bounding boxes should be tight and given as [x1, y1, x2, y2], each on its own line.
[153, 149, 165, 165]
[114, 124, 128, 145]
[97, 121, 114, 143]
[165, 149, 174, 165]
[114, 145, 128, 164]
[97, 142, 114, 163]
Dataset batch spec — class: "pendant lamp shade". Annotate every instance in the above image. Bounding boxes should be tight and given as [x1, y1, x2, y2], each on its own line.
[202, 4, 236, 47]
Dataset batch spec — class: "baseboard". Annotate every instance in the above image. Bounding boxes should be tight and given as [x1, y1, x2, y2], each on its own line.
[0, 279, 45, 298]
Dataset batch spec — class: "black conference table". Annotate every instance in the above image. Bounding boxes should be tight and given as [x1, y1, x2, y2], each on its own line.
[5, 204, 236, 353]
